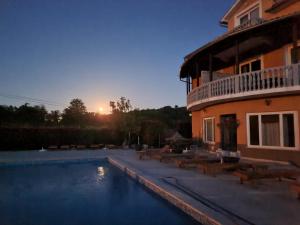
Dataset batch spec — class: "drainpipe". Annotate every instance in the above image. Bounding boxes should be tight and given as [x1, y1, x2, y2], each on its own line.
[180, 76, 192, 95]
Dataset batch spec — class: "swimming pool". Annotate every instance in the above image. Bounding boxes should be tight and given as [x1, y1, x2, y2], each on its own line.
[0, 159, 200, 225]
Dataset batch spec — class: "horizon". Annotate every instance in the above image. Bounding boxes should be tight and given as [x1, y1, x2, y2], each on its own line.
[0, 0, 234, 114]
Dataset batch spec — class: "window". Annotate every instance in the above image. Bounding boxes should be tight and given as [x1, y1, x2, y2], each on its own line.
[247, 112, 298, 149]
[238, 7, 260, 25]
[203, 118, 214, 143]
[240, 14, 249, 25]
[249, 115, 259, 145]
[261, 115, 280, 146]
[291, 46, 300, 64]
[285, 42, 300, 65]
[240, 59, 261, 74]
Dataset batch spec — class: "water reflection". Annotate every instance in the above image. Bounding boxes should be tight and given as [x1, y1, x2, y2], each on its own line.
[97, 167, 105, 182]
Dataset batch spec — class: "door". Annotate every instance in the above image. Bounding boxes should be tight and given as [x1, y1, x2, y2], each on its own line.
[220, 114, 237, 152]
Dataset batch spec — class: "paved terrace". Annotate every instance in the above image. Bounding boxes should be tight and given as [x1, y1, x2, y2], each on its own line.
[0, 150, 300, 225]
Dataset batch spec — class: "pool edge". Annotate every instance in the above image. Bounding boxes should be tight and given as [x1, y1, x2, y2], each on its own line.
[108, 157, 222, 225]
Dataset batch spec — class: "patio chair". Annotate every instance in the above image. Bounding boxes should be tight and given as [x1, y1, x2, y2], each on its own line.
[290, 182, 300, 200]
[233, 168, 300, 184]
[60, 145, 70, 150]
[137, 145, 170, 160]
[47, 145, 58, 150]
[76, 145, 86, 150]
[197, 159, 242, 176]
[156, 152, 196, 163]
[175, 154, 210, 168]
[89, 144, 100, 150]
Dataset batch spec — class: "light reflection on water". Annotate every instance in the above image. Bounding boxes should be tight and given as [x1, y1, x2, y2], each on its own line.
[97, 166, 105, 182]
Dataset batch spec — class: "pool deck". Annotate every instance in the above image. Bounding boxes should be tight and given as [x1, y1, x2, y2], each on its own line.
[1, 149, 300, 225]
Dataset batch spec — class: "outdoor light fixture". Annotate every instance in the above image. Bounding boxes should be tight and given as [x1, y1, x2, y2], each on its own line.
[265, 99, 272, 106]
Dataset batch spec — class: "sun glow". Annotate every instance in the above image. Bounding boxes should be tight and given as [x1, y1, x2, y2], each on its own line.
[98, 107, 104, 113]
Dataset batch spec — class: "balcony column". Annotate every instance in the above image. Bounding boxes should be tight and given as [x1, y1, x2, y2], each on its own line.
[292, 20, 298, 63]
[292, 20, 299, 85]
[186, 75, 189, 94]
[209, 53, 213, 81]
[196, 63, 200, 87]
[235, 40, 240, 74]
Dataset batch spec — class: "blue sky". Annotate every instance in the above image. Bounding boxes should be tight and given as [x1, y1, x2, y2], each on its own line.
[0, 0, 234, 113]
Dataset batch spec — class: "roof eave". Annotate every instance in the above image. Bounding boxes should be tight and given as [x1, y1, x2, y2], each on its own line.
[220, 0, 241, 25]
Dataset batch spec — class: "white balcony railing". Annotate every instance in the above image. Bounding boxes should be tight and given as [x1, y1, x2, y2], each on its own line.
[187, 63, 300, 110]
[232, 18, 265, 33]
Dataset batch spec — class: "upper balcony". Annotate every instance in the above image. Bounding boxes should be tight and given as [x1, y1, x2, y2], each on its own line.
[187, 63, 300, 111]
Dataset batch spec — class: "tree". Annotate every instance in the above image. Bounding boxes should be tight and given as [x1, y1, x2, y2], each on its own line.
[109, 101, 116, 113]
[46, 110, 61, 126]
[110, 97, 132, 113]
[61, 99, 87, 127]
[16, 103, 47, 126]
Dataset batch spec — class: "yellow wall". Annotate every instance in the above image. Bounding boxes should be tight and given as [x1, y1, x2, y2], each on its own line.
[226, 0, 300, 31]
[192, 95, 300, 148]
[263, 47, 286, 68]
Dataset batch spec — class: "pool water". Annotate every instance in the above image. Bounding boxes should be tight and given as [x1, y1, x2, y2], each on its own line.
[0, 160, 200, 225]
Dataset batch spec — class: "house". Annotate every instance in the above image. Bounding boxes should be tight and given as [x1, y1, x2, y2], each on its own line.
[179, 0, 300, 163]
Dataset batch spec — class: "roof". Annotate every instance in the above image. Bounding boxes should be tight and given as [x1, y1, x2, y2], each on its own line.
[265, 0, 299, 13]
[220, 0, 242, 25]
[220, 0, 297, 25]
[180, 12, 300, 78]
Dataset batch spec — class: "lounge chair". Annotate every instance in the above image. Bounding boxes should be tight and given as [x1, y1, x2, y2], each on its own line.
[90, 144, 100, 150]
[233, 168, 300, 184]
[156, 152, 196, 163]
[175, 155, 210, 168]
[47, 145, 58, 150]
[76, 145, 86, 150]
[290, 182, 300, 199]
[197, 159, 242, 176]
[195, 157, 261, 176]
[137, 145, 170, 160]
[60, 145, 70, 150]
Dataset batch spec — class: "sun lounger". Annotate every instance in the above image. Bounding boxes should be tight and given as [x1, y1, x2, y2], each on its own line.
[197, 159, 241, 176]
[76, 145, 86, 150]
[233, 169, 300, 184]
[47, 145, 58, 150]
[90, 144, 100, 149]
[137, 145, 170, 160]
[60, 145, 70, 150]
[157, 152, 195, 163]
[175, 155, 209, 168]
[290, 182, 300, 199]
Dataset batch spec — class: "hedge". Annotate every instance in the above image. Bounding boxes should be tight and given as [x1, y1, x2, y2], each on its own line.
[0, 127, 122, 150]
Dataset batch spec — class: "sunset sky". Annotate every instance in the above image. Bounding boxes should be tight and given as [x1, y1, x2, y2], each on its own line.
[0, 0, 234, 113]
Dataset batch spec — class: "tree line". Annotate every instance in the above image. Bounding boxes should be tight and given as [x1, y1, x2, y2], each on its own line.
[0, 97, 191, 149]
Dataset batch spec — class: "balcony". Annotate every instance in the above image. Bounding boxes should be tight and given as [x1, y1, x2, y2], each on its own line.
[187, 63, 300, 111]
[232, 18, 265, 33]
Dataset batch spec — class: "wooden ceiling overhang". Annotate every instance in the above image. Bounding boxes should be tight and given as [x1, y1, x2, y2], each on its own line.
[179, 12, 300, 79]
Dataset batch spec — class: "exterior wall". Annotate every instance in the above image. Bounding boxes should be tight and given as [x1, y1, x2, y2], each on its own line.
[217, 42, 297, 74]
[189, 0, 300, 163]
[192, 95, 300, 163]
[263, 1, 300, 20]
[192, 78, 197, 89]
[217, 65, 235, 75]
[227, 0, 261, 31]
[226, 0, 300, 31]
[192, 77, 203, 89]
[263, 47, 286, 68]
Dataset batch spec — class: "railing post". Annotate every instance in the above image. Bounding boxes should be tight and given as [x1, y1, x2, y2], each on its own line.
[208, 83, 211, 98]
[235, 76, 239, 93]
[292, 63, 300, 85]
